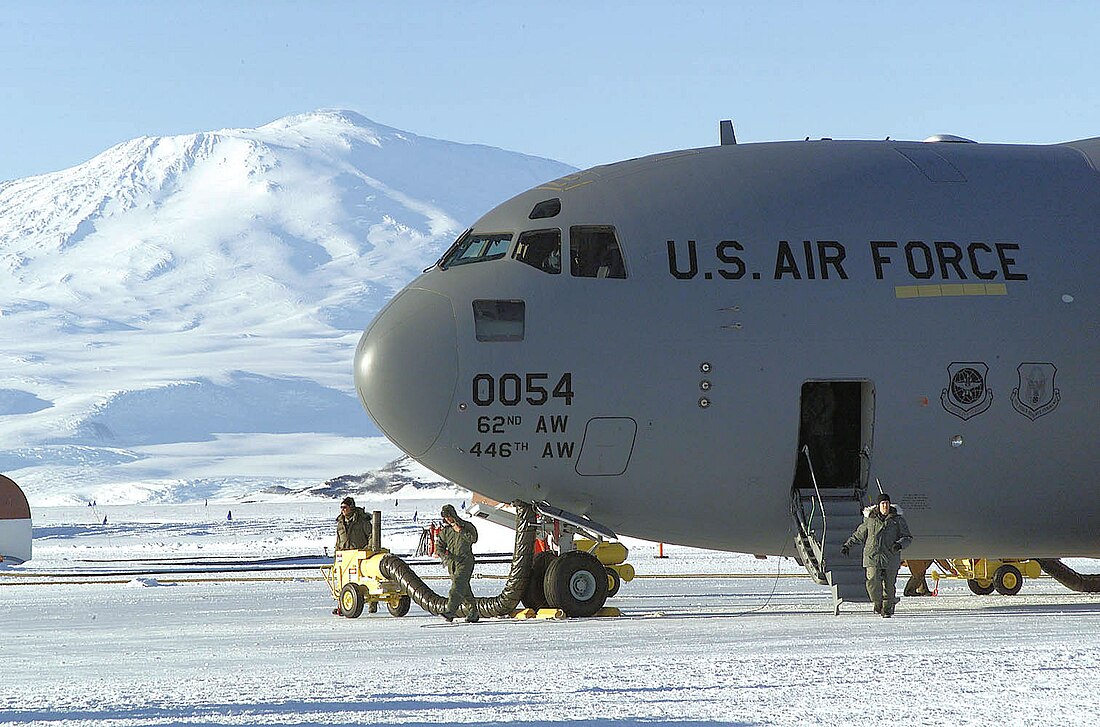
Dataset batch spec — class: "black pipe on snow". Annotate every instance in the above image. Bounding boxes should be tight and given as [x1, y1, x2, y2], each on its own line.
[378, 500, 537, 617]
[1036, 558, 1100, 593]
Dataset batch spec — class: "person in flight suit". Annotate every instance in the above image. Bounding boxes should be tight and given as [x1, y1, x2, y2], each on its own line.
[435, 503, 479, 622]
[842, 492, 913, 617]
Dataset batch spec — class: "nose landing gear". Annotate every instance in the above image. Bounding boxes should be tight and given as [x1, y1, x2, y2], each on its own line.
[471, 500, 633, 618]
[544, 550, 609, 617]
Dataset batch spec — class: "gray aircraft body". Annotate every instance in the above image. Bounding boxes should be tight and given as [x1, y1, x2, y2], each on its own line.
[354, 132, 1100, 565]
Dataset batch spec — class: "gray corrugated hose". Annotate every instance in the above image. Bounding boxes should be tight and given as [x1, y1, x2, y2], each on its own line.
[378, 500, 537, 617]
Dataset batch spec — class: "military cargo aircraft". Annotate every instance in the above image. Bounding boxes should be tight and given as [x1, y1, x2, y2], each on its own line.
[354, 124, 1100, 610]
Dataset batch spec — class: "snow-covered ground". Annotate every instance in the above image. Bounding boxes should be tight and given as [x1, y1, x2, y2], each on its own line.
[4, 499, 1100, 726]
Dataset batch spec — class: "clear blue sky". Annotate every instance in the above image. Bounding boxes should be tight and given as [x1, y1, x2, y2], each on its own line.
[2, 1, 1098, 182]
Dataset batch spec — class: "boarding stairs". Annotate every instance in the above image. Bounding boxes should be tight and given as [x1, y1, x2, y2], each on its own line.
[791, 448, 870, 614]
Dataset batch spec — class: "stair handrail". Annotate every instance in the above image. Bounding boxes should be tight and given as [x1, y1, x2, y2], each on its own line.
[800, 445, 827, 556]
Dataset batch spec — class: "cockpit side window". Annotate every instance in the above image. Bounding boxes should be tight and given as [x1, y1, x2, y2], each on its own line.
[570, 226, 627, 278]
[440, 231, 514, 269]
[512, 229, 561, 274]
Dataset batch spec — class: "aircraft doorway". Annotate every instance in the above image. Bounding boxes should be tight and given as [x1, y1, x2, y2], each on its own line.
[794, 381, 874, 491]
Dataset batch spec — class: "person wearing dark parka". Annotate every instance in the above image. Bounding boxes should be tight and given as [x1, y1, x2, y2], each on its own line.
[335, 497, 372, 551]
[842, 492, 913, 617]
[435, 503, 479, 622]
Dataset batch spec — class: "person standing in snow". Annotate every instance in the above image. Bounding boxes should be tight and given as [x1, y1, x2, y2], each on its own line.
[435, 503, 479, 622]
[903, 559, 934, 597]
[841, 492, 913, 617]
[335, 497, 372, 551]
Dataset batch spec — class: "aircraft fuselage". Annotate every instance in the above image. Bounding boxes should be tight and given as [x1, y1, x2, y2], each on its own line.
[355, 137, 1100, 559]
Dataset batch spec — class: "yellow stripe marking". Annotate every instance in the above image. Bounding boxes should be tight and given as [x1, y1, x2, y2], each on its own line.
[537, 179, 593, 192]
[895, 283, 1008, 299]
[537, 171, 597, 192]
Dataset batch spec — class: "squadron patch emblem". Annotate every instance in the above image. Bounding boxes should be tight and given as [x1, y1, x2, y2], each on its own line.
[1011, 362, 1060, 420]
[941, 362, 993, 420]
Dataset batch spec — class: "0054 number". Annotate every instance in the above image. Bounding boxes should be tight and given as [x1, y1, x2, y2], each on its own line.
[472, 372, 573, 407]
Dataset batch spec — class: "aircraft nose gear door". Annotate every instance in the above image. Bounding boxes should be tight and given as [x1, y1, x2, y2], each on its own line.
[790, 381, 874, 615]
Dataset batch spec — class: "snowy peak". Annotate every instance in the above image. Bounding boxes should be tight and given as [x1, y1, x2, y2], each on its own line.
[254, 109, 408, 147]
[0, 108, 566, 264]
[0, 109, 574, 326]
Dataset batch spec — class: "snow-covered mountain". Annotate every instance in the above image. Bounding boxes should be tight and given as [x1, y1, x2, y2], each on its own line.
[0, 110, 575, 505]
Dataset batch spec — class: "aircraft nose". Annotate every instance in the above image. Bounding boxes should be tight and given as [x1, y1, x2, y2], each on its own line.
[354, 288, 458, 457]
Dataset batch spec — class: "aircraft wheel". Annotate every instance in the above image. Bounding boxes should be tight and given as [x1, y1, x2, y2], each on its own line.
[606, 566, 621, 597]
[967, 578, 996, 596]
[522, 551, 556, 610]
[388, 595, 411, 617]
[993, 564, 1023, 595]
[545, 550, 609, 617]
[340, 583, 365, 618]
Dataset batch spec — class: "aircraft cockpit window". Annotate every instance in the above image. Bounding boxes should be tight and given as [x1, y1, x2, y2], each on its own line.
[570, 226, 627, 278]
[472, 300, 525, 342]
[512, 229, 561, 274]
[434, 228, 471, 269]
[529, 198, 561, 219]
[439, 231, 514, 269]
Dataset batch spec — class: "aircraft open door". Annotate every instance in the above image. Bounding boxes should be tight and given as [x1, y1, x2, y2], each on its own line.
[795, 380, 874, 493]
[0, 475, 32, 564]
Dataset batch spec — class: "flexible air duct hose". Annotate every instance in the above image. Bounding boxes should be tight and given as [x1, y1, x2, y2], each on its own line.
[378, 500, 537, 617]
[1036, 558, 1100, 593]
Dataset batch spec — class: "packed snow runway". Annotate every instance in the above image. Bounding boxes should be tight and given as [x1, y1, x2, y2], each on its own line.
[3, 498, 1100, 726]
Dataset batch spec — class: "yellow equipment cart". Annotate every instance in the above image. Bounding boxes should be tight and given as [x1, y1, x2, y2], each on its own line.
[931, 558, 1041, 596]
[322, 548, 411, 618]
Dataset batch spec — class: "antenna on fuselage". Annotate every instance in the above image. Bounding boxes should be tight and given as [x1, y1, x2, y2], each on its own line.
[719, 119, 737, 145]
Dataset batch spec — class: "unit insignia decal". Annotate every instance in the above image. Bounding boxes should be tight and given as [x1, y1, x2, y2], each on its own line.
[1011, 362, 1060, 420]
[941, 362, 993, 420]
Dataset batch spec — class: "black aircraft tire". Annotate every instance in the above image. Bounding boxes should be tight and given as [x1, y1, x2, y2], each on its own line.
[606, 566, 621, 597]
[545, 550, 609, 618]
[993, 564, 1024, 596]
[522, 551, 556, 610]
[967, 578, 996, 596]
[340, 583, 365, 618]
[388, 595, 412, 617]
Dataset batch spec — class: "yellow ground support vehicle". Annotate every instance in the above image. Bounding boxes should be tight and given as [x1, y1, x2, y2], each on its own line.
[321, 548, 411, 618]
[931, 558, 1042, 596]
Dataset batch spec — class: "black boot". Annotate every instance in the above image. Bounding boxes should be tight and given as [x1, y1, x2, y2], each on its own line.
[903, 577, 921, 596]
